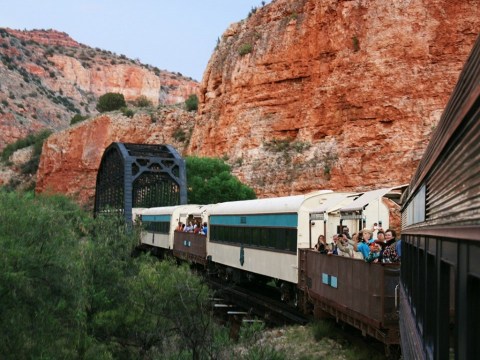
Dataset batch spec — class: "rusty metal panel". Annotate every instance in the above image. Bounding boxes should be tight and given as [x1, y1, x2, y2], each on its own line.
[173, 231, 207, 262]
[305, 250, 400, 327]
[403, 36, 480, 233]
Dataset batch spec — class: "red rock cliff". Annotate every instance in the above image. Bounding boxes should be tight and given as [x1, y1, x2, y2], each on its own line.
[188, 0, 479, 196]
[36, 109, 195, 205]
[0, 28, 198, 151]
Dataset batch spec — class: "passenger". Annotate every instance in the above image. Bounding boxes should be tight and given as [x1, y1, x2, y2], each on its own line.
[184, 221, 194, 232]
[375, 230, 386, 250]
[384, 229, 396, 247]
[314, 235, 329, 254]
[382, 229, 400, 263]
[342, 226, 352, 240]
[328, 234, 339, 255]
[365, 242, 382, 263]
[193, 220, 201, 234]
[337, 233, 353, 257]
[372, 222, 379, 238]
[354, 229, 371, 259]
[200, 222, 208, 236]
[175, 222, 183, 232]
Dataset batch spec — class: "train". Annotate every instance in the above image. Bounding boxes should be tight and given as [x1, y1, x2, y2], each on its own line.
[398, 35, 480, 359]
[134, 34, 479, 360]
[136, 186, 404, 348]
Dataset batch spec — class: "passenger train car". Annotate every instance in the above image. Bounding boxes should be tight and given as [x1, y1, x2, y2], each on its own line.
[138, 187, 401, 300]
[398, 36, 480, 359]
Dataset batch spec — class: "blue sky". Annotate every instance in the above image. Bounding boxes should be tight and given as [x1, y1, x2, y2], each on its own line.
[0, 1, 271, 81]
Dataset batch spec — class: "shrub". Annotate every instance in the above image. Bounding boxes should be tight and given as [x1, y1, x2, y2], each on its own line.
[134, 95, 152, 107]
[185, 94, 198, 112]
[121, 107, 134, 118]
[70, 114, 88, 125]
[173, 128, 187, 142]
[96, 92, 126, 112]
[238, 43, 253, 56]
[352, 35, 360, 52]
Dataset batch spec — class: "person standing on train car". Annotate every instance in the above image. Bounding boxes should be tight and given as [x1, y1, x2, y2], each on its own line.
[337, 233, 353, 257]
[200, 222, 208, 236]
[342, 226, 351, 240]
[382, 229, 400, 263]
[356, 229, 372, 259]
[175, 222, 183, 232]
[328, 234, 339, 255]
[314, 235, 329, 254]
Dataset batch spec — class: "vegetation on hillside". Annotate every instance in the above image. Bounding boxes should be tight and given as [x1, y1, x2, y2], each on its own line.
[96, 92, 127, 112]
[186, 156, 256, 204]
[0, 190, 223, 359]
[185, 94, 199, 112]
[0, 129, 52, 178]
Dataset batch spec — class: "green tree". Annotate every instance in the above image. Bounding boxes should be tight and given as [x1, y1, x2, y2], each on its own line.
[0, 190, 227, 359]
[0, 191, 88, 358]
[185, 94, 199, 112]
[186, 156, 256, 204]
[96, 92, 126, 112]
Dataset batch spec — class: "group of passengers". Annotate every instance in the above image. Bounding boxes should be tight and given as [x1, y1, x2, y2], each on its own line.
[314, 225, 401, 263]
[175, 220, 208, 236]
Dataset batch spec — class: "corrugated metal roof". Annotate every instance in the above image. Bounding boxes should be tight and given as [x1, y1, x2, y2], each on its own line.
[340, 187, 395, 212]
[310, 193, 356, 214]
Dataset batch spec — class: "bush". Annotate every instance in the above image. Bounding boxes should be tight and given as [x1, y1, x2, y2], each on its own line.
[185, 94, 198, 112]
[96, 92, 126, 112]
[238, 43, 253, 56]
[173, 128, 187, 142]
[121, 107, 134, 118]
[70, 114, 88, 125]
[134, 95, 152, 107]
[1, 129, 52, 165]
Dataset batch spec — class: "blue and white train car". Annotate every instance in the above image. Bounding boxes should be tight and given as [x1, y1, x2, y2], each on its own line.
[206, 190, 351, 288]
[140, 204, 206, 251]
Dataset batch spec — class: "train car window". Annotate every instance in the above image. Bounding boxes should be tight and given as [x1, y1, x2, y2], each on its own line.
[261, 228, 269, 248]
[275, 228, 287, 250]
[424, 253, 436, 356]
[287, 228, 297, 252]
[467, 276, 480, 358]
[243, 227, 251, 246]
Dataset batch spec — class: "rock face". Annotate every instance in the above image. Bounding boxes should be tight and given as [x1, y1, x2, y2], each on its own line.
[0, 28, 198, 151]
[35, 0, 479, 208]
[36, 109, 195, 205]
[189, 0, 479, 196]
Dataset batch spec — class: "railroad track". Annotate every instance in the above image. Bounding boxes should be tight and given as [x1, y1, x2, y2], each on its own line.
[207, 278, 309, 326]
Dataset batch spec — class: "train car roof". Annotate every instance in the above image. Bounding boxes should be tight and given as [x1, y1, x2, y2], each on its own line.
[208, 190, 334, 215]
[310, 193, 359, 214]
[141, 204, 203, 215]
[339, 185, 407, 212]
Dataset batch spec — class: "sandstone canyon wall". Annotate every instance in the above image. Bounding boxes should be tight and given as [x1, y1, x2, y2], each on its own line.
[189, 0, 479, 196]
[35, 0, 479, 207]
[36, 109, 195, 204]
[0, 29, 198, 151]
